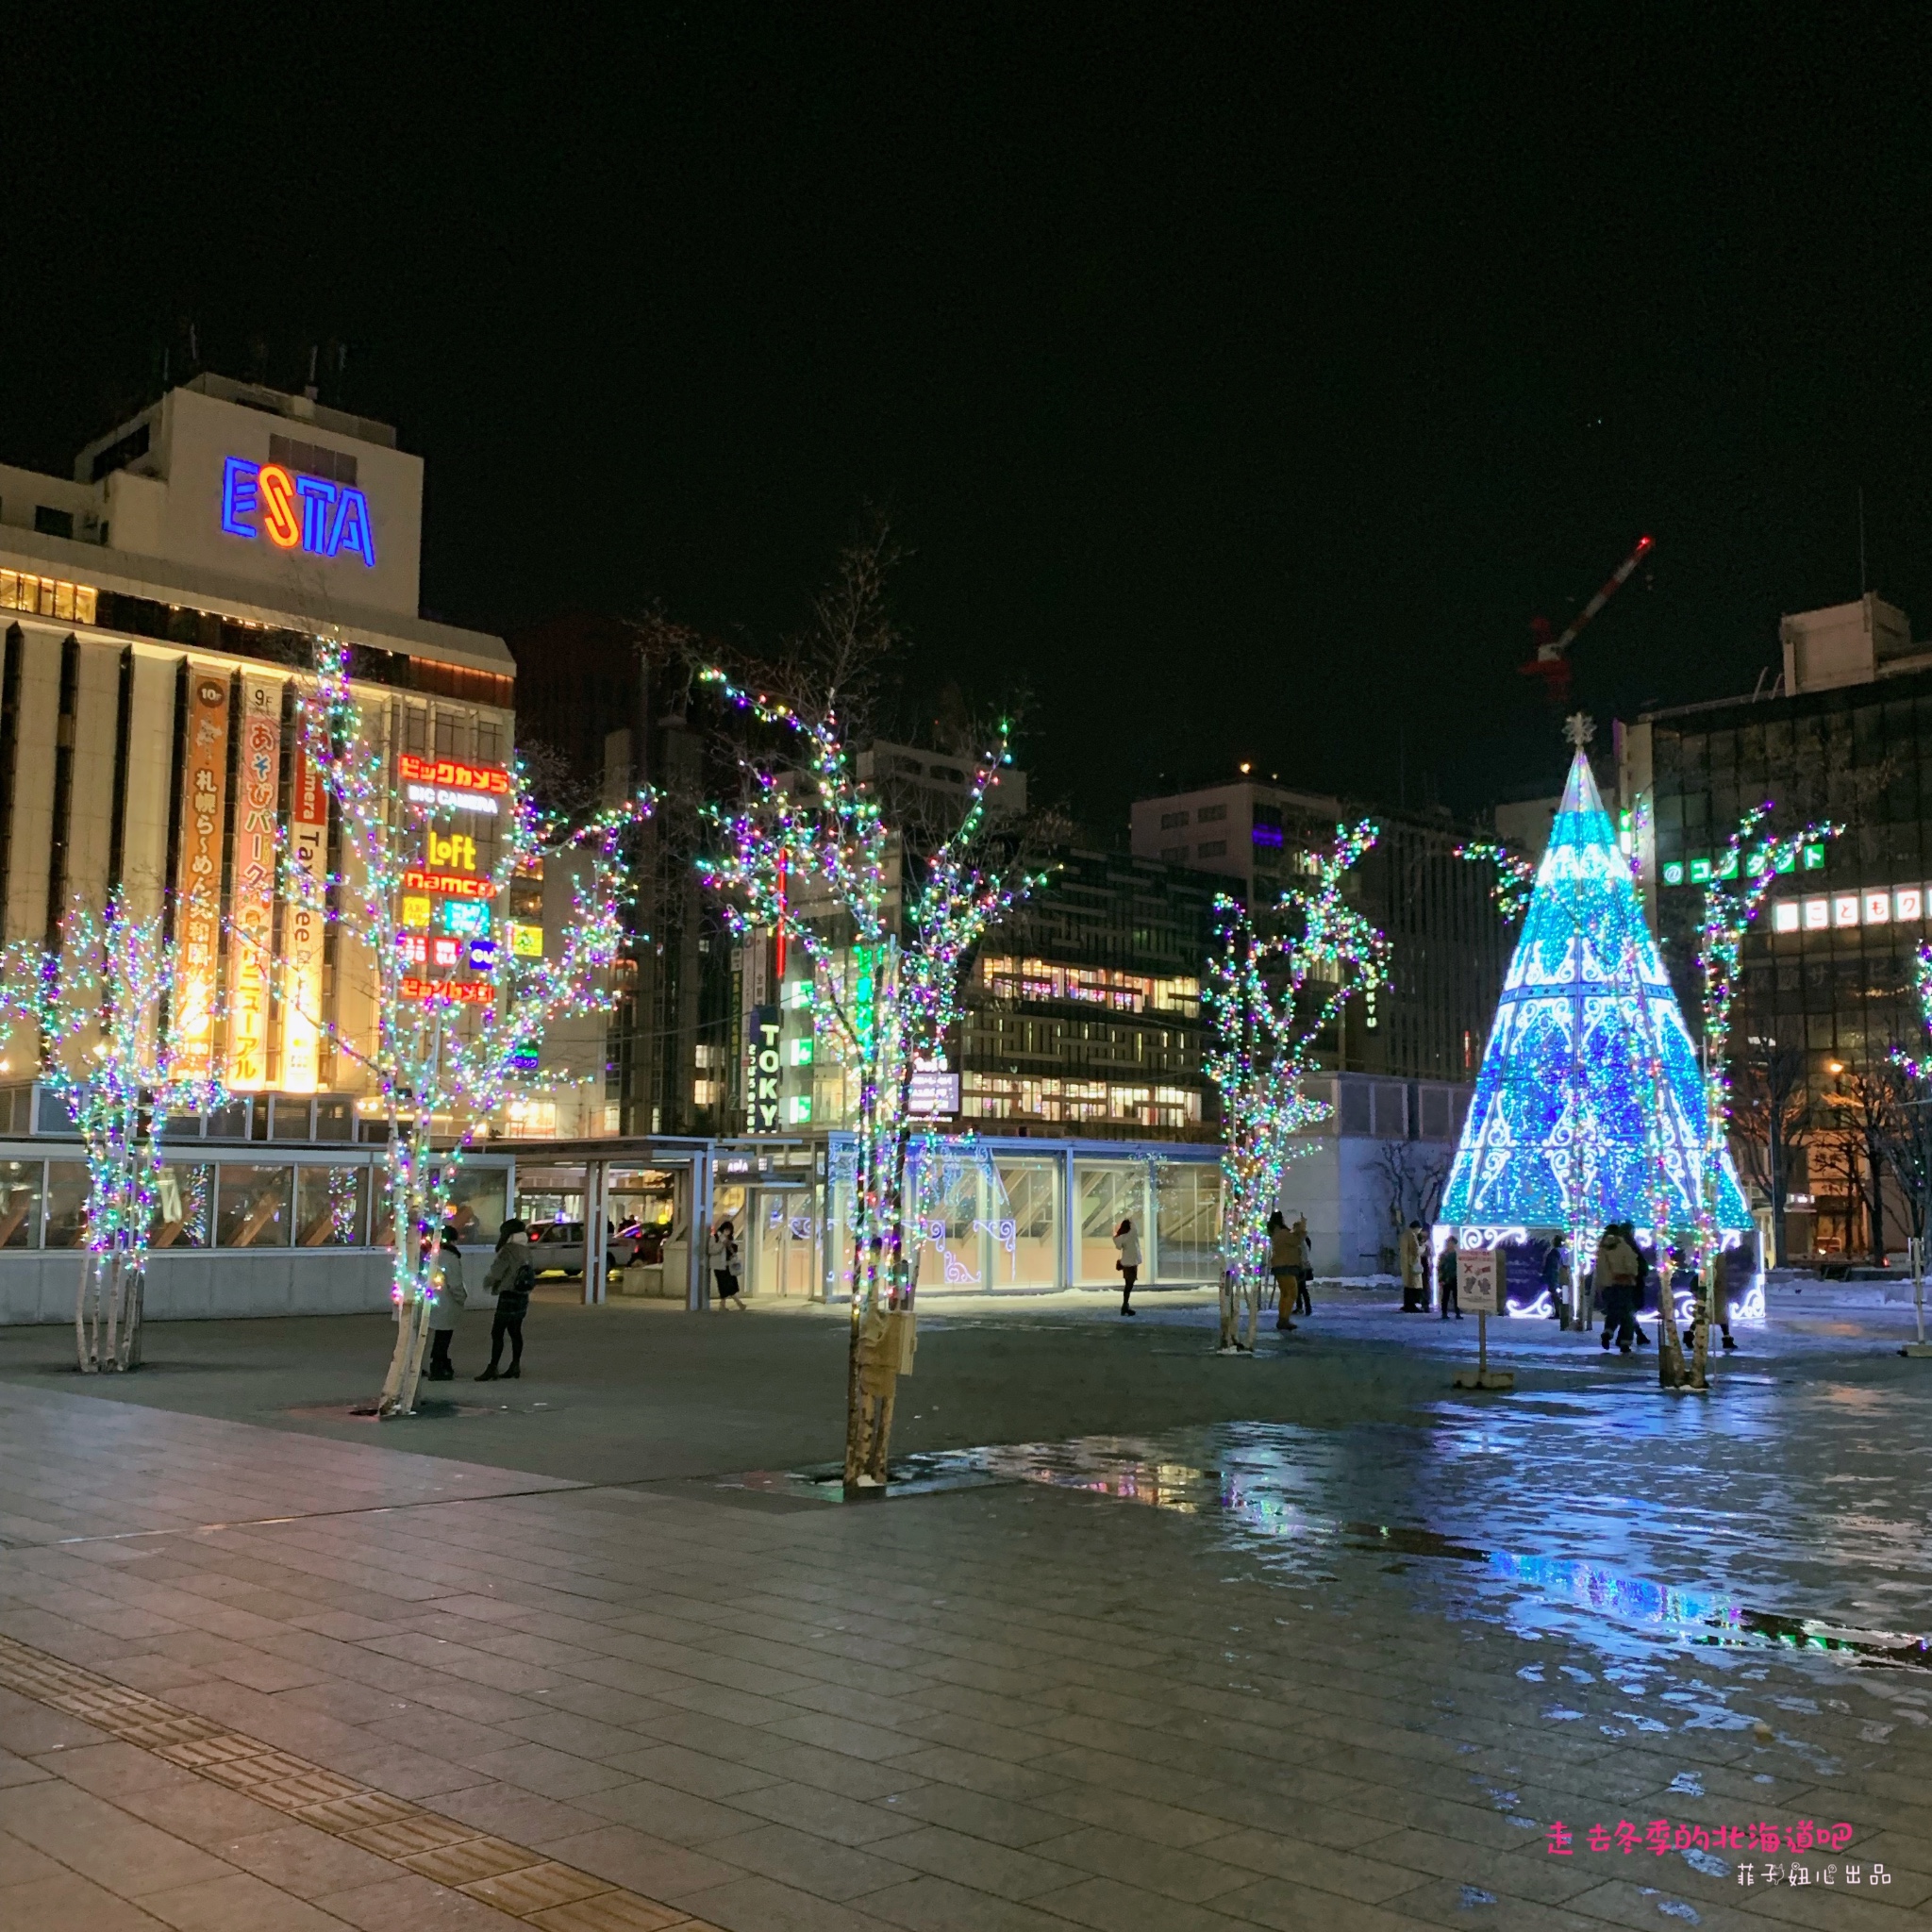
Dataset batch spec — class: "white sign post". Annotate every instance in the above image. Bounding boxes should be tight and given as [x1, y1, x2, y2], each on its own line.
[1905, 1235, 1932, 1358]
[1451, 1246, 1514, 1391]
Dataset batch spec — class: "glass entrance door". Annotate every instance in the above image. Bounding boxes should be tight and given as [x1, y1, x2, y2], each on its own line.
[753, 1189, 818, 1298]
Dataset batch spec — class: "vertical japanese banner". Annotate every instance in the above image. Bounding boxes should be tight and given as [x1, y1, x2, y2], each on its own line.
[278, 725, 329, 1096]
[174, 668, 232, 1079]
[224, 673, 283, 1090]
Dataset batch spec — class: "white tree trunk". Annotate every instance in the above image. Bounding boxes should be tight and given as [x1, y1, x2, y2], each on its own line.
[75, 1252, 95, 1373]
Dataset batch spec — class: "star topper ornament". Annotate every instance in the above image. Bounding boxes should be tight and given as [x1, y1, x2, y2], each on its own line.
[1564, 710, 1596, 748]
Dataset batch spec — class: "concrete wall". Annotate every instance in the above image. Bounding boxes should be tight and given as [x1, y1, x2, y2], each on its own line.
[1278, 1132, 1453, 1277]
[0, 1248, 392, 1324]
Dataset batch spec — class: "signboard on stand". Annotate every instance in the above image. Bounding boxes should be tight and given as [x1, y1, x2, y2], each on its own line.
[1458, 1248, 1500, 1315]
[1450, 1242, 1514, 1391]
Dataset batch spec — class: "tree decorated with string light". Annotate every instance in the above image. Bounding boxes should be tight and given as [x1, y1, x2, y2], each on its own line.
[0, 893, 225, 1372]
[1204, 822, 1388, 1351]
[696, 534, 1048, 1487]
[292, 638, 645, 1416]
[1677, 805, 1838, 1378]
[1455, 840, 1537, 924]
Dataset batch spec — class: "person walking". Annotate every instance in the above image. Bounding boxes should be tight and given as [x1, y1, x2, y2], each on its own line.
[1113, 1216, 1141, 1315]
[708, 1218, 743, 1309]
[1541, 1232, 1568, 1318]
[1437, 1239, 1461, 1318]
[1707, 1243, 1740, 1352]
[1399, 1220, 1427, 1312]
[425, 1225, 465, 1379]
[1629, 1228, 1655, 1346]
[1290, 1214, 1313, 1315]
[1596, 1224, 1640, 1353]
[476, 1218, 533, 1380]
[1269, 1210, 1300, 1331]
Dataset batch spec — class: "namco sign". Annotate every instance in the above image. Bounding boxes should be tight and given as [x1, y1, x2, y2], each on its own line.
[220, 457, 377, 567]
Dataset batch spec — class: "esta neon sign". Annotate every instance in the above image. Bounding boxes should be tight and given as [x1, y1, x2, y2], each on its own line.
[220, 457, 377, 567]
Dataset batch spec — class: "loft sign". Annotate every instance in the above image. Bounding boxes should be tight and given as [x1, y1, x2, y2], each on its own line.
[220, 457, 377, 567]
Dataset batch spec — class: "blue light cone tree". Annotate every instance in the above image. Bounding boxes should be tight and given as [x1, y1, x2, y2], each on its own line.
[1438, 748, 1752, 1313]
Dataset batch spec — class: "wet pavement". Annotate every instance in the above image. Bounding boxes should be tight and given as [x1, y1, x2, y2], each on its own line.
[0, 1284, 1927, 1928]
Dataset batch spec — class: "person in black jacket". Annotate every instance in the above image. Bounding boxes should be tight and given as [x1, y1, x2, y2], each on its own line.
[477, 1218, 534, 1380]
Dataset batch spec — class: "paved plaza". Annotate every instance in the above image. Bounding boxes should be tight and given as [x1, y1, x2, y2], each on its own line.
[0, 1287, 1928, 1931]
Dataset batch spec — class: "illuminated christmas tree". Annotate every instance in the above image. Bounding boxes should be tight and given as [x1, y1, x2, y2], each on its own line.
[1438, 728, 1753, 1290]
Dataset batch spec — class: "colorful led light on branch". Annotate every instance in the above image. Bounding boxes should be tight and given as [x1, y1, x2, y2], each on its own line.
[0, 893, 227, 1371]
[1456, 840, 1537, 924]
[694, 664, 1046, 1340]
[286, 636, 646, 1416]
[1205, 820, 1388, 1338]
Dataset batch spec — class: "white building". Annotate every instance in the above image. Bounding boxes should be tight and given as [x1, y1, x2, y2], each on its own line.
[0, 375, 520, 1322]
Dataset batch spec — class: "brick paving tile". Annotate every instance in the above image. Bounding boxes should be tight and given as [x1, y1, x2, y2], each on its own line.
[664, 1873, 899, 1932]
[133, 1869, 349, 1930]
[0, 1867, 176, 1929]
[855, 1874, 1080, 1932]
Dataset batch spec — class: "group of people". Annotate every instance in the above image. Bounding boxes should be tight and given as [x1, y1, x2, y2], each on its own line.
[1267, 1210, 1312, 1329]
[1399, 1218, 1740, 1350]
[419, 1217, 538, 1382]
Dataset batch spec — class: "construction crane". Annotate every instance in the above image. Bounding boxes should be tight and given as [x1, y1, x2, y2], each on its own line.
[1519, 534, 1655, 706]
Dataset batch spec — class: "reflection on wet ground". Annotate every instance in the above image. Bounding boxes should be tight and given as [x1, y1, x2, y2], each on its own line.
[742, 1365, 1932, 1717]
[937, 1393, 1932, 1680]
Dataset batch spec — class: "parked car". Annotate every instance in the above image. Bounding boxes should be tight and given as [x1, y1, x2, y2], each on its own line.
[525, 1221, 640, 1277]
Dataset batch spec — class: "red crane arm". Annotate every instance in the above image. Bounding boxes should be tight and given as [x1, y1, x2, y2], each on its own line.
[1534, 534, 1655, 664]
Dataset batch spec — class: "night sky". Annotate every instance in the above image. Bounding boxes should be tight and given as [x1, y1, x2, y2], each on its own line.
[8, 10, 1932, 834]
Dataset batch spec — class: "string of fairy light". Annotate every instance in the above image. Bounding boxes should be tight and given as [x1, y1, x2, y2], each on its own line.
[1455, 840, 1538, 924]
[1691, 805, 1838, 1270]
[293, 638, 644, 1349]
[1204, 821, 1388, 1312]
[0, 893, 225, 1368]
[694, 664, 1046, 1313]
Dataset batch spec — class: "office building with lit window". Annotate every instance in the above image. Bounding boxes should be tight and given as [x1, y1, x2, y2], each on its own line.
[0, 375, 520, 1321]
[1623, 593, 1932, 1257]
[1130, 775, 1507, 1082]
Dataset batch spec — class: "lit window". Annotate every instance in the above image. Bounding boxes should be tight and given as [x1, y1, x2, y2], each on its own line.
[1897, 888, 1924, 922]
[0, 573, 98, 623]
[1772, 902, 1800, 934]
[1864, 891, 1891, 924]
[1803, 898, 1829, 930]
[1833, 894, 1860, 927]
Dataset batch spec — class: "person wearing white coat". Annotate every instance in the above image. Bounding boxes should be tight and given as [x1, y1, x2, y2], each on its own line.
[1113, 1217, 1142, 1316]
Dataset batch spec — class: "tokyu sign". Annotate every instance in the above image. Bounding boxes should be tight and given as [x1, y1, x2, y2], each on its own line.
[220, 457, 377, 567]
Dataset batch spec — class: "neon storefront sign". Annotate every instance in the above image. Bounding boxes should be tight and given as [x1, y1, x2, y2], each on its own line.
[220, 457, 377, 567]
[398, 753, 508, 814]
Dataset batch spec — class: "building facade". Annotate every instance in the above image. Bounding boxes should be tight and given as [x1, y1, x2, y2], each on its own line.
[1623, 593, 1932, 1258]
[0, 375, 522, 1320]
[957, 847, 1220, 1138]
[1129, 775, 1507, 1081]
